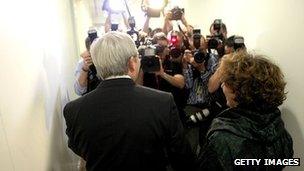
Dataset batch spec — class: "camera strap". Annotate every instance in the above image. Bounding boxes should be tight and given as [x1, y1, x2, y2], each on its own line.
[177, 24, 191, 49]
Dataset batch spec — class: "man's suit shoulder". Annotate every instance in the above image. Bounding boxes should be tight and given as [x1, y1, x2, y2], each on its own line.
[135, 85, 174, 100]
[63, 95, 85, 119]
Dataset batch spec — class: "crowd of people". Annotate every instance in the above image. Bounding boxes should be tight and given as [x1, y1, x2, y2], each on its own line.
[65, 7, 294, 171]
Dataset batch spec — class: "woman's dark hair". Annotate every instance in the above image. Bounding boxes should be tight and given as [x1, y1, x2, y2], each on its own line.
[220, 51, 287, 111]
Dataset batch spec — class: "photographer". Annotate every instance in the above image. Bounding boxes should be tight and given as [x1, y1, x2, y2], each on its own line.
[206, 19, 228, 58]
[224, 35, 246, 54]
[74, 29, 101, 96]
[182, 41, 219, 149]
[208, 35, 246, 94]
[137, 32, 186, 122]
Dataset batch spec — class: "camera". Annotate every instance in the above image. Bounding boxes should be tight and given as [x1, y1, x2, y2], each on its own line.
[185, 101, 224, 127]
[127, 17, 140, 47]
[193, 29, 202, 49]
[191, 29, 206, 64]
[88, 29, 98, 43]
[138, 41, 165, 73]
[169, 46, 182, 59]
[206, 19, 225, 49]
[170, 7, 184, 20]
[186, 108, 210, 125]
[193, 50, 207, 64]
[226, 35, 245, 51]
[206, 35, 223, 49]
[213, 19, 222, 33]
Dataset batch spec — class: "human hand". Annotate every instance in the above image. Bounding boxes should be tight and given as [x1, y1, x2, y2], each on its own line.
[80, 51, 93, 70]
[154, 58, 165, 76]
[183, 50, 192, 63]
[164, 11, 172, 21]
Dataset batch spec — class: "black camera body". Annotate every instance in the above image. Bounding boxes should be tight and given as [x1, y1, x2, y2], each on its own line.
[193, 50, 207, 64]
[88, 29, 98, 43]
[171, 7, 184, 20]
[191, 29, 206, 64]
[193, 29, 202, 49]
[169, 46, 182, 59]
[139, 43, 165, 73]
[206, 34, 224, 49]
[226, 35, 245, 51]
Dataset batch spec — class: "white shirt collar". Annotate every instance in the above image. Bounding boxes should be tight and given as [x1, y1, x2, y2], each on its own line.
[105, 75, 131, 80]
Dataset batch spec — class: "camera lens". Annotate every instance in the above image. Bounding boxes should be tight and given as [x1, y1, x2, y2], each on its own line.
[170, 47, 182, 58]
[208, 38, 219, 49]
[194, 50, 205, 63]
[186, 108, 210, 126]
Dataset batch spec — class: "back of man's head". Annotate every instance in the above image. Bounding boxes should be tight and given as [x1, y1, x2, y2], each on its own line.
[90, 31, 138, 79]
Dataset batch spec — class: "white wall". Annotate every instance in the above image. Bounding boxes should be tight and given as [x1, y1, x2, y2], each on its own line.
[0, 0, 84, 170]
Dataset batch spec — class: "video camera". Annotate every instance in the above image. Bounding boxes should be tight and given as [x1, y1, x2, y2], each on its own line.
[138, 39, 165, 73]
[170, 6, 184, 20]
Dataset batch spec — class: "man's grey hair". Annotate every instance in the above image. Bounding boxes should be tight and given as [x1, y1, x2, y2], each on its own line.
[90, 31, 138, 79]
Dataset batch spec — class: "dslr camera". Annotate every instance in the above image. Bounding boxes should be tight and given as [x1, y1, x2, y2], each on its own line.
[226, 35, 245, 51]
[138, 39, 165, 73]
[192, 29, 207, 64]
[170, 6, 184, 20]
[88, 28, 98, 43]
[206, 19, 225, 49]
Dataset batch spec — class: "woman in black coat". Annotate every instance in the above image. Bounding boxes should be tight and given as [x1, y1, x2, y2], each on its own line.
[197, 51, 293, 171]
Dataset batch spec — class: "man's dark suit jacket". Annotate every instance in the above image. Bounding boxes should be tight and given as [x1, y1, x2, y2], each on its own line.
[64, 78, 195, 171]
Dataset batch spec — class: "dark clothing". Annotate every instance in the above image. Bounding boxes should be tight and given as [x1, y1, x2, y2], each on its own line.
[197, 107, 293, 171]
[64, 78, 195, 171]
[143, 60, 187, 122]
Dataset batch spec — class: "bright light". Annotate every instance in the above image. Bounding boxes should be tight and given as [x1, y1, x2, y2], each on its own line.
[170, 0, 182, 7]
[109, 0, 125, 12]
[149, 0, 164, 9]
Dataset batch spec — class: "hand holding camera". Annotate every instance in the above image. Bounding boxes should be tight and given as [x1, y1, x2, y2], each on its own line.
[154, 57, 165, 76]
[183, 49, 206, 71]
[80, 51, 93, 71]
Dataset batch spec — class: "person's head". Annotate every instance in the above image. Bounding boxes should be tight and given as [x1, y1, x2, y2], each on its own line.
[225, 35, 246, 54]
[152, 32, 169, 60]
[90, 31, 140, 80]
[218, 51, 286, 111]
[209, 19, 227, 39]
[167, 30, 183, 49]
[151, 27, 163, 38]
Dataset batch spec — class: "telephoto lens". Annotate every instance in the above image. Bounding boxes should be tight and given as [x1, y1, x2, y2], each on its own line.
[185, 108, 210, 127]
